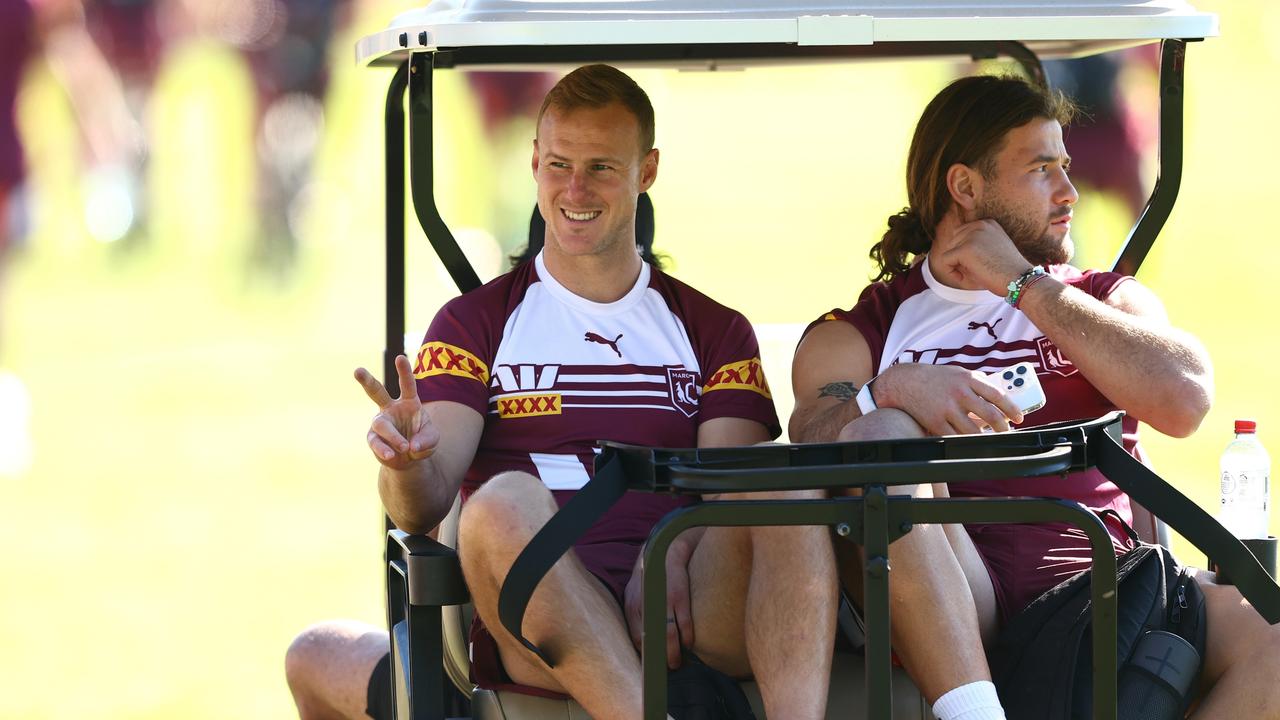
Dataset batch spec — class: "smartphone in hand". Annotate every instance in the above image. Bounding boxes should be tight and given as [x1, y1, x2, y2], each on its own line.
[990, 362, 1046, 416]
[976, 362, 1046, 432]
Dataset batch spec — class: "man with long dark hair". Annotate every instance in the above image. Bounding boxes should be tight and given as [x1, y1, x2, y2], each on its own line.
[791, 74, 1279, 719]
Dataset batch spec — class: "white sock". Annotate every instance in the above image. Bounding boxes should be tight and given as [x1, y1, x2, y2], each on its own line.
[931, 680, 1006, 720]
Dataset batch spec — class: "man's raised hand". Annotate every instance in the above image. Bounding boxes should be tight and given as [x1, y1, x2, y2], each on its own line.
[934, 218, 1033, 297]
[355, 354, 441, 469]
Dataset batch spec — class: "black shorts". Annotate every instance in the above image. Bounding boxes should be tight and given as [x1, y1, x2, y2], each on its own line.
[365, 651, 392, 720]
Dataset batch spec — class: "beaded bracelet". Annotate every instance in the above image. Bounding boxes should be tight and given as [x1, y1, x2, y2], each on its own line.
[1005, 266, 1048, 307]
[1013, 272, 1050, 309]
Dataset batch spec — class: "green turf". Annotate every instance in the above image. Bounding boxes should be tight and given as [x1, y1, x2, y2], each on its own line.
[0, 0, 1274, 717]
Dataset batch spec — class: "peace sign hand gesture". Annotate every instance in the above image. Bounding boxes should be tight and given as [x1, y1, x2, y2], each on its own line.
[355, 354, 441, 470]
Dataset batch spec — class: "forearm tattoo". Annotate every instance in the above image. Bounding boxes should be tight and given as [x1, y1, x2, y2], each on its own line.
[818, 382, 859, 402]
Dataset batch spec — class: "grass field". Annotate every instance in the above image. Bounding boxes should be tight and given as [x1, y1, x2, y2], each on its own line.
[1, 1, 1276, 717]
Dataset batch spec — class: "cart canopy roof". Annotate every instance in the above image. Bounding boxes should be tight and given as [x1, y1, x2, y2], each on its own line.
[356, 0, 1217, 67]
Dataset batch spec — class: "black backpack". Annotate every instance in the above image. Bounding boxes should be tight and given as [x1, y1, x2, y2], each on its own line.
[666, 651, 757, 720]
[989, 535, 1207, 720]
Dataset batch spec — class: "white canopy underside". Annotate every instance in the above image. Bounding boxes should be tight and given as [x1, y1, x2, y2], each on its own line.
[356, 0, 1217, 67]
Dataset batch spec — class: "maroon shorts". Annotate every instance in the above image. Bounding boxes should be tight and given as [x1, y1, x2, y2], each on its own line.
[967, 520, 1133, 623]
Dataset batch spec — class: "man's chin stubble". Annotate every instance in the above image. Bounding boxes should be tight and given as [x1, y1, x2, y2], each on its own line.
[1017, 234, 1072, 266]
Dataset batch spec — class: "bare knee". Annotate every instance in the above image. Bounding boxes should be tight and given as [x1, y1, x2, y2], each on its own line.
[458, 471, 556, 561]
[838, 407, 926, 442]
[285, 622, 339, 700]
[285, 620, 388, 720]
[715, 489, 834, 558]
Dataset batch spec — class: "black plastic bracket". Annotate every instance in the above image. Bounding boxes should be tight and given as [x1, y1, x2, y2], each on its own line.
[386, 531, 469, 720]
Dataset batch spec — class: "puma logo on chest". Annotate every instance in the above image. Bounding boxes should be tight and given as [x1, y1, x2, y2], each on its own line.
[967, 319, 1003, 340]
[584, 331, 623, 358]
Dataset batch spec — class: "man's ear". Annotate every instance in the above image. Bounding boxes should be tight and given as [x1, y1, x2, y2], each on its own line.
[531, 139, 540, 178]
[945, 162, 981, 212]
[638, 148, 659, 192]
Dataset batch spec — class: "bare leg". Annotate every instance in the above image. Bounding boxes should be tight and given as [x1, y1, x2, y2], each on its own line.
[681, 488, 838, 720]
[838, 408, 1000, 704]
[1188, 572, 1280, 719]
[458, 471, 648, 720]
[285, 619, 389, 720]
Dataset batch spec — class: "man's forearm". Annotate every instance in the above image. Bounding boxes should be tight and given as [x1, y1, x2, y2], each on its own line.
[1020, 279, 1212, 436]
[378, 459, 460, 535]
[792, 384, 865, 442]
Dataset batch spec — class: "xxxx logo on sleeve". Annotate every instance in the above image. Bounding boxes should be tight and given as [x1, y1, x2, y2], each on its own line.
[413, 342, 489, 384]
[702, 357, 771, 399]
[497, 394, 562, 418]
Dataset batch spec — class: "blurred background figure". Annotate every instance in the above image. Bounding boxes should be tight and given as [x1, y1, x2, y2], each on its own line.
[1, 0, 145, 304]
[228, 0, 351, 278]
[0, 0, 144, 476]
[466, 70, 558, 252]
[12, 0, 357, 277]
[1045, 48, 1160, 242]
[0, 1, 35, 269]
[167, 0, 353, 279]
[77, 0, 164, 247]
[10, 0, 148, 254]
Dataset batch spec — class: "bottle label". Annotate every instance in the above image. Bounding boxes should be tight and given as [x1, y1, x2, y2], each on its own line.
[1221, 470, 1236, 497]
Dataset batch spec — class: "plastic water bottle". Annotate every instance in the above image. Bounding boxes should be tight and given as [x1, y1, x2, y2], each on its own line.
[1220, 419, 1271, 539]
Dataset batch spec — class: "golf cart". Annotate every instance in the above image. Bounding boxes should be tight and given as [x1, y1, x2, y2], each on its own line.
[353, 2, 1279, 718]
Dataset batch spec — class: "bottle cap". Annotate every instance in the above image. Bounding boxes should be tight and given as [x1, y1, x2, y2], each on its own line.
[1235, 419, 1257, 434]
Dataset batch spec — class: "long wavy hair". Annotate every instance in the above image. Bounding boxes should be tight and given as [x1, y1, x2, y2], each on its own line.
[870, 75, 1077, 282]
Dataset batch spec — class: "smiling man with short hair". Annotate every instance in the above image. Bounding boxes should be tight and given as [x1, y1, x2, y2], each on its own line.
[285, 64, 837, 720]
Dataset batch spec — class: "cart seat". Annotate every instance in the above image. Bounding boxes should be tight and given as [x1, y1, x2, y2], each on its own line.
[468, 652, 929, 720]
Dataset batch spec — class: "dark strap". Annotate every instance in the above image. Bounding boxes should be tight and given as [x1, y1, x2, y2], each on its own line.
[497, 451, 630, 666]
[1097, 507, 1142, 547]
[1096, 432, 1280, 623]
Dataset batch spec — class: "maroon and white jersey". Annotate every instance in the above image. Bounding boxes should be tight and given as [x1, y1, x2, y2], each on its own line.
[413, 253, 780, 543]
[807, 258, 1140, 523]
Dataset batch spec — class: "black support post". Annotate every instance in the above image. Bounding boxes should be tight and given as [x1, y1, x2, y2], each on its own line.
[639, 499, 860, 720]
[862, 485, 894, 720]
[637, 495, 1122, 720]
[384, 63, 408, 394]
[407, 52, 482, 294]
[997, 41, 1047, 87]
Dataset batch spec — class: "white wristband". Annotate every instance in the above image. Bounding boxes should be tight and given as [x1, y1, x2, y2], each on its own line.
[855, 378, 878, 415]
